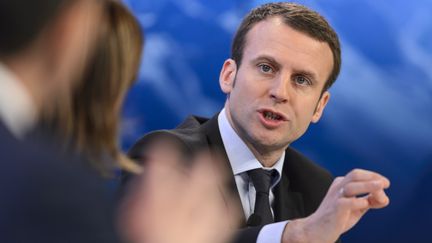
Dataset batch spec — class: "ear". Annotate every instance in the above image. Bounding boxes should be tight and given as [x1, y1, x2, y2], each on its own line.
[311, 91, 330, 123]
[219, 59, 237, 95]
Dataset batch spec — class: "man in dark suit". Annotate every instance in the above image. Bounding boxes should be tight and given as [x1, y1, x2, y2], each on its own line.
[0, 0, 120, 241]
[126, 2, 390, 243]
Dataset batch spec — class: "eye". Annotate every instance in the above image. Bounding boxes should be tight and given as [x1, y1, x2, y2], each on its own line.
[258, 64, 274, 74]
[293, 75, 311, 86]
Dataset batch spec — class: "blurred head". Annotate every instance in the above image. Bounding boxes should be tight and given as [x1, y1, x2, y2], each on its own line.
[220, 3, 340, 164]
[0, 0, 104, 112]
[0, 0, 68, 56]
[43, 0, 144, 174]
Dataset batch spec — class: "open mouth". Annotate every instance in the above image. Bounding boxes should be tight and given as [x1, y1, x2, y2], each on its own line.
[263, 111, 283, 121]
[259, 109, 287, 122]
[257, 109, 288, 128]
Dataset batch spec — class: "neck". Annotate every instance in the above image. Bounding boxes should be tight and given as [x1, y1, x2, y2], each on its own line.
[247, 141, 286, 168]
[223, 104, 286, 168]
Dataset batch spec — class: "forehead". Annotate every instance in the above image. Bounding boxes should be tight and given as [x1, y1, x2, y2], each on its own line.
[242, 17, 333, 83]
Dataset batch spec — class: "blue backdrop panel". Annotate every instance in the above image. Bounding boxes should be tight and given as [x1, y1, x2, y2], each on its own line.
[122, 0, 432, 242]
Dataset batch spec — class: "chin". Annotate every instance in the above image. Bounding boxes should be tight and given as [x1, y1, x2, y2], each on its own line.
[251, 134, 287, 149]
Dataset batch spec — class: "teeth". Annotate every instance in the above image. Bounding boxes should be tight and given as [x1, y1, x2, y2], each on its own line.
[264, 111, 281, 120]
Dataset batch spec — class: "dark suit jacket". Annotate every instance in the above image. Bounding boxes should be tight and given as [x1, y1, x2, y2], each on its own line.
[126, 115, 334, 243]
[0, 122, 120, 243]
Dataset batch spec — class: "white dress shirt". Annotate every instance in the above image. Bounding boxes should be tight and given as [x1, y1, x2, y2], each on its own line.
[218, 108, 288, 243]
[0, 63, 37, 138]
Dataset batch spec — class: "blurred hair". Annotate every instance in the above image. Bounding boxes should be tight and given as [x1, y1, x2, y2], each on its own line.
[42, 0, 144, 175]
[231, 2, 341, 91]
[0, 0, 70, 56]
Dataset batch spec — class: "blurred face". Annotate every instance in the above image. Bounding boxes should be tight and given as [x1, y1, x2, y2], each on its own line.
[52, 0, 104, 99]
[220, 17, 333, 157]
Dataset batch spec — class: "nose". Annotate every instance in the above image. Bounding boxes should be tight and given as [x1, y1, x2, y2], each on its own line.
[269, 76, 289, 103]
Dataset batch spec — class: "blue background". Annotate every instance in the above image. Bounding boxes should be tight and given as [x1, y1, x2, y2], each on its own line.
[121, 0, 432, 242]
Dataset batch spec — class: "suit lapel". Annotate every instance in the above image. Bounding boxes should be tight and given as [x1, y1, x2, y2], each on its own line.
[272, 172, 305, 221]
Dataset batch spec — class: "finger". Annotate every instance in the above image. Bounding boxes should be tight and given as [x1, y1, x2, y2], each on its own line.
[192, 152, 223, 183]
[326, 176, 345, 195]
[186, 154, 220, 195]
[178, 163, 232, 243]
[381, 177, 391, 189]
[187, 154, 240, 243]
[342, 180, 385, 197]
[340, 197, 370, 211]
[146, 141, 187, 175]
[333, 176, 345, 185]
[368, 190, 390, 209]
[345, 169, 389, 183]
[192, 197, 229, 243]
[176, 155, 221, 213]
[144, 159, 184, 198]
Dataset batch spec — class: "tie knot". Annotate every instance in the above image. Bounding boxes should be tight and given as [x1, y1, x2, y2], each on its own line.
[248, 168, 273, 194]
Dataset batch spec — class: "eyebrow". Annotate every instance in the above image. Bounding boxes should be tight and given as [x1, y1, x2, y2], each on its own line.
[251, 55, 281, 70]
[251, 55, 319, 82]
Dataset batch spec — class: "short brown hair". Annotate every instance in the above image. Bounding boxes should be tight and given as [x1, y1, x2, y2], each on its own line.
[231, 2, 341, 91]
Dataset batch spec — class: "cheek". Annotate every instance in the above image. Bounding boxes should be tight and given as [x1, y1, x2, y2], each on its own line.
[293, 102, 317, 125]
[235, 79, 266, 101]
[229, 86, 258, 123]
[231, 83, 252, 105]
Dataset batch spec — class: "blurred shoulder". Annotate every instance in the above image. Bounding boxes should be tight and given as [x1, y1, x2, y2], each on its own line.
[128, 115, 211, 161]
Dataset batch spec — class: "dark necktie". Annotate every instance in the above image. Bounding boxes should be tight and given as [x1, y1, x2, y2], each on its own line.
[247, 168, 274, 226]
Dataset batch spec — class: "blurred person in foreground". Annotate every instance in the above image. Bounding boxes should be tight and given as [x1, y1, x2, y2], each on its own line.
[39, 0, 144, 176]
[0, 0, 119, 242]
[38, 0, 238, 242]
[126, 2, 390, 243]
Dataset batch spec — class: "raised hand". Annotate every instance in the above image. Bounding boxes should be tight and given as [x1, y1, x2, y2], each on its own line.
[283, 169, 390, 243]
[118, 140, 239, 243]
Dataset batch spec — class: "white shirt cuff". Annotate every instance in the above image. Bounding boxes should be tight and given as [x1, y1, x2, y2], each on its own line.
[256, 220, 289, 243]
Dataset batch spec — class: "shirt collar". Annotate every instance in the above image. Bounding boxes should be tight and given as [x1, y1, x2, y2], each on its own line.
[218, 108, 284, 186]
[0, 62, 37, 138]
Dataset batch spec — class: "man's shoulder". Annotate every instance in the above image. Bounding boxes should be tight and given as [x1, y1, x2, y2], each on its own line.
[284, 147, 333, 194]
[176, 115, 209, 129]
[284, 146, 333, 180]
[283, 146, 334, 207]
[128, 115, 211, 161]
